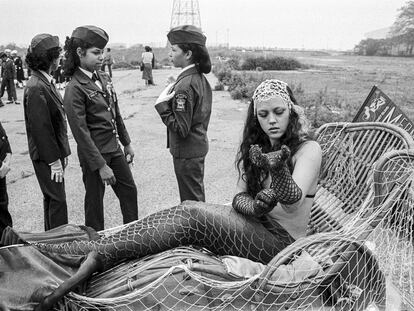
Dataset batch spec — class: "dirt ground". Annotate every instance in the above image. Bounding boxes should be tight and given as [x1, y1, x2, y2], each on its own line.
[0, 68, 246, 232]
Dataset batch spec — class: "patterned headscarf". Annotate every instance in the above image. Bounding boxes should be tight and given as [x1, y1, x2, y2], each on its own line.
[252, 79, 310, 133]
[252, 79, 293, 114]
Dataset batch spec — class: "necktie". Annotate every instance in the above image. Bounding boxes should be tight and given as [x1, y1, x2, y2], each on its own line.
[92, 72, 99, 82]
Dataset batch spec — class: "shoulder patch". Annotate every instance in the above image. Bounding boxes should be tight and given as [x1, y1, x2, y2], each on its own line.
[174, 93, 188, 112]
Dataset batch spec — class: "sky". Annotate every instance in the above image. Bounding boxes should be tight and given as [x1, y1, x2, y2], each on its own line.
[0, 0, 407, 50]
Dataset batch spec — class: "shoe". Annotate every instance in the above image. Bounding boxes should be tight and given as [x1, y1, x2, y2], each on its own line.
[0, 102, 4, 108]
[6, 101, 13, 104]
[14, 101, 21, 105]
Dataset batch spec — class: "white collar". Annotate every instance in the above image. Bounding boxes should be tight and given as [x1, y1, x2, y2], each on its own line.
[39, 70, 53, 84]
[79, 67, 96, 79]
[179, 64, 196, 76]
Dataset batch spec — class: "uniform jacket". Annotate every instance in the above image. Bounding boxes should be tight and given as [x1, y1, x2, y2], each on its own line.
[0, 122, 12, 168]
[155, 66, 212, 159]
[64, 68, 131, 171]
[1, 58, 15, 79]
[14, 56, 25, 80]
[23, 71, 71, 163]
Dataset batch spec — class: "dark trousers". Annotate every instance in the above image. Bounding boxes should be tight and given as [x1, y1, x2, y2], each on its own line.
[0, 177, 12, 237]
[81, 149, 138, 231]
[173, 156, 205, 202]
[0, 78, 17, 101]
[32, 160, 68, 231]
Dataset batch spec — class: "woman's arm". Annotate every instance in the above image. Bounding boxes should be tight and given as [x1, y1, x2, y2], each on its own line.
[232, 166, 275, 216]
[281, 141, 322, 213]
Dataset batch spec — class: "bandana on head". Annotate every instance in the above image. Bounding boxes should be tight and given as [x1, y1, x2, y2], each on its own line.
[252, 79, 294, 115]
[252, 79, 310, 134]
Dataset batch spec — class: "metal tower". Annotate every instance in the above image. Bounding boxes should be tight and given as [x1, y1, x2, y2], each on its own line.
[170, 0, 202, 29]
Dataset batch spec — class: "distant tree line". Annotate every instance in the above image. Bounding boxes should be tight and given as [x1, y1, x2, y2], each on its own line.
[355, 1, 414, 56]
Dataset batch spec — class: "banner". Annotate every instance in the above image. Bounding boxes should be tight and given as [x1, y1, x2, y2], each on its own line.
[353, 85, 414, 137]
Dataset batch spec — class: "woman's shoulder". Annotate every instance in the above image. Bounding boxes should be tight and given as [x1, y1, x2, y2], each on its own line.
[294, 140, 322, 160]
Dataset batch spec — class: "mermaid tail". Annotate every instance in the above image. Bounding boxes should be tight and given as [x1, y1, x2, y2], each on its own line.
[35, 202, 294, 271]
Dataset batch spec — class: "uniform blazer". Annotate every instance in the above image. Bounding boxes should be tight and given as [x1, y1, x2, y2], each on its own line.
[155, 66, 212, 159]
[1, 58, 15, 79]
[63, 68, 131, 171]
[0, 122, 12, 168]
[23, 71, 71, 164]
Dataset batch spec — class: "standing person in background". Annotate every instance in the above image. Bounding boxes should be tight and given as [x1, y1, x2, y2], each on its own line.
[0, 121, 13, 239]
[141, 46, 153, 86]
[24, 34, 71, 231]
[11, 50, 25, 88]
[53, 56, 64, 90]
[101, 47, 114, 78]
[155, 25, 212, 202]
[63, 25, 138, 231]
[0, 50, 19, 105]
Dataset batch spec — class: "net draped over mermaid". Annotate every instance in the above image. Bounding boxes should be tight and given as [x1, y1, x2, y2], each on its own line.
[34, 201, 295, 270]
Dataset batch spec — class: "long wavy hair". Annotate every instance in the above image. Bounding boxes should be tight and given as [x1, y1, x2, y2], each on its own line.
[177, 43, 211, 74]
[63, 36, 94, 77]
[235, 86, 313, 197]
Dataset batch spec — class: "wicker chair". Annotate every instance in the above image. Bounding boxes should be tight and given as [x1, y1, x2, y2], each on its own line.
[309, 122, 414, 235]
[50, 122, 414, 310]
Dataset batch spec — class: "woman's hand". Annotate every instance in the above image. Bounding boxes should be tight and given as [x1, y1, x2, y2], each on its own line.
[249, 144, 290, 171]
[124, 144, 135, 164]
[99, 164, 116, 186]
[232, 191, 276, 217]
[49, 160, 64, 183]
[255, 189, 278, 215]
[155, 83, 175, 105]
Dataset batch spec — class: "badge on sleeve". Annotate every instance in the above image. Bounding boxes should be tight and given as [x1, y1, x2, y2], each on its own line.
[174, 93, 187, 112]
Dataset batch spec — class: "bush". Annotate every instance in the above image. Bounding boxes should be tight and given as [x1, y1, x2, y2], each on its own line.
[240, 56, 303, 71]
[112, 61, 134, 70]
[212, 62, 233, 85]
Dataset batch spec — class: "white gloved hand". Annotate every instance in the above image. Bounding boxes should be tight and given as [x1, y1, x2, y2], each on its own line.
[49, 160, 64, 183]
[155, 83, 175, 105]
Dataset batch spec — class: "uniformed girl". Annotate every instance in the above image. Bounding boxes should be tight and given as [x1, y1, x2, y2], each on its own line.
[63, 25, 138, 231]
[24, 33, 71, 231]
[0, 121, 12, 236]
[155, 25, 212, 203]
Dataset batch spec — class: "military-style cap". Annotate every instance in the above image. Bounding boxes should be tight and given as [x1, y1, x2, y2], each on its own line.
[30, 34, 60, 53]
[71, 25, 108, 49]
[167, 25, 206, 46]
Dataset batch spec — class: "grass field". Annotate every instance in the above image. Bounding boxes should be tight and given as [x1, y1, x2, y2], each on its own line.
[215, 51, 414, 125]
